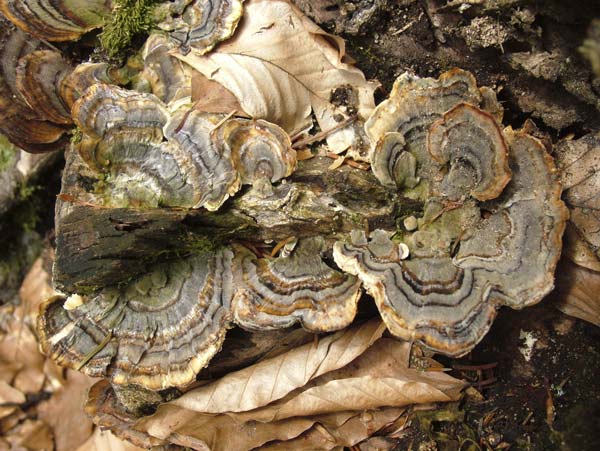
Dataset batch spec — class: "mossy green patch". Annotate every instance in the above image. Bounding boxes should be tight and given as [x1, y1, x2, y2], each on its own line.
[0, 134, 17, 172]
[99, 0, 160, 58]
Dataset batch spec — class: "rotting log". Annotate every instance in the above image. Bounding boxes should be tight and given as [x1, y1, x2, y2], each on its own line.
[54, 147, 418, 294]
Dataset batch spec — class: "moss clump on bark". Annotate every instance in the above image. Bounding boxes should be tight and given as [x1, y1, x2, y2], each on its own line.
[99, 0, 158, 58]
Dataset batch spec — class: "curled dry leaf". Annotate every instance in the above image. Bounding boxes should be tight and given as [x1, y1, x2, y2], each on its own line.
[177, 0, 377, 156]
[75, 428, 148, 451]
[37, 370, 95, 451]
[551, 259, 600, 327]
[555, 133, 600, 270]
[123, 323, 465, 451]
[170, 319, 386, 413]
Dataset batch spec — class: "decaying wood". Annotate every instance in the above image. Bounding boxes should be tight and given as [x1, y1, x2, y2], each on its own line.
[54, 148, 416, 293]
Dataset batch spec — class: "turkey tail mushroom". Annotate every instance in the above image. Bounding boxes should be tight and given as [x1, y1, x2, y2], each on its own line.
[338, 69, 568, 356]
[38, 250, 235, 390]
[0, 0, 110, 41]
[232, 237, 361, 332]
[0, 18, 68, 152]
[427, 103, 511, 201]
[158, 0, 244, 54]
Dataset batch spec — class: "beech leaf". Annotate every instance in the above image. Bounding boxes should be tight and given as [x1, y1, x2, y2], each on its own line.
[551, 259, 600, 326]
[556, 134, 600, 270]
[171, 319, 387, 413]
[133, 334, 466, 451]
[176, 0, 378, 155]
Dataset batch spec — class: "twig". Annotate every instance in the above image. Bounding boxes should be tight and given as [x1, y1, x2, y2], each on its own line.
[292, 115, 357, 149]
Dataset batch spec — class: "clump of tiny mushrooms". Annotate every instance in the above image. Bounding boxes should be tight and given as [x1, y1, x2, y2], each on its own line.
[1, 0, 567, 396]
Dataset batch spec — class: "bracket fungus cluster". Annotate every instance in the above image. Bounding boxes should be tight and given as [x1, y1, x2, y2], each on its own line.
[156, 0, 244, 54]
[0, 0, 570, 402]
[335, 70, 568, 356]
[71, 83, 295, 210]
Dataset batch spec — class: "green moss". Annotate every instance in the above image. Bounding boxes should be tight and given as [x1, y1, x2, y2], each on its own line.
[70, 127, 83, 145]
[0, 134, 17, 172]
[99, 0, 159, 58]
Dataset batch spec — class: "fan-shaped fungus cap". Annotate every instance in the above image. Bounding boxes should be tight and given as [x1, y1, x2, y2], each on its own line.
[0, 0, 109, 41]
[334, 127, 568, 355]
[427, 103, 511, 201]
[0, 18, 68, 152]
[59, 62, 125, 109]
[158, 0, 244, 54]
[72, 84, 208, 208]
[163, 108, 242, 210]
[365, 69, 482, 171]
[217, 118, 296, 185]
[333, 229, 498, 356]
[139, 33, 192, 104]
[232, 237, 361, 332]
[38, 250, 235, 390]
[15, 50, 73, 124]
[454, 130, 568, 308]
[371, 132, 420, 189]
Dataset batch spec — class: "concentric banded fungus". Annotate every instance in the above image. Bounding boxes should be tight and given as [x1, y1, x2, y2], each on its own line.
[159, 0, 244, 54]
[334, 128, 568, 356]
[72, 84, 205, 208]
[139, 33, 192, 103]
[0, 18, 68, 152]
[454, 130, 568, 308]
[15, 50, 73, 124]
[365, 69, 482, 174]
[59, 62, 125, 109]
[218, 118, 296, 185]
[232, 238, 361, 332]
[0, 0, 110, 41]
[371, 132, 420, 189]
[38, 250, 234, 390]
[427, 103, 511, 201]
[164, 108, 242, 210]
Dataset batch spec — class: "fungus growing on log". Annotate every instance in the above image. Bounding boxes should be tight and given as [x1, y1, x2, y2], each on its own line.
[232, 237, 361, 332]
[158, 0, 244, 54]
[139, 33, 192, 103]
[0, 18, 68, 152]
[217, 118, 296, 185]
[59, 62, 127, 109]
[0, 0, 110, 41]
[38, 250, 235, 390]
[71, 83, 296, 210]
[427, 103, 511, 201]
[15, 50, 73, 124]
[334, 70, 568, 356]
[371, 132, 420, 189]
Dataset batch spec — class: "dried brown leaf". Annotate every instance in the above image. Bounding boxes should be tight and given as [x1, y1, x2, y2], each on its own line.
[556, 134, 600, 269]
[192, 72, 243, 115]
[133, 333, 465, 451]
[551, 259, 600, 326]
[172, 319, 386, 413]
[176, 0, 377, 154]
[75, 428, 147, 451]
[0, 380, 25, 404]
[19, 256, 58, 317]
[38, 370, 96, 451]
[5, 419, 53, 451]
